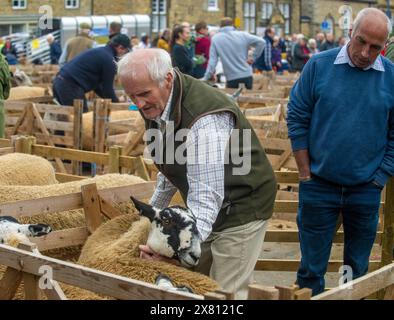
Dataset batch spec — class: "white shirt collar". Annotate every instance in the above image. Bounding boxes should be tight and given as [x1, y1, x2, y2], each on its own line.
[334, 43, 385, 72]
[154, 79, 174, 126]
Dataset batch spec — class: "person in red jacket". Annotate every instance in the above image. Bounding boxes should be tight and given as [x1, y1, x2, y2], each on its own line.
[193, 21, 211, 78]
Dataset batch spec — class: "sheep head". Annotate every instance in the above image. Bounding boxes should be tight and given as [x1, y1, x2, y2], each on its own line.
[0, 216, 52, 244]
[130, 196, 201, 268]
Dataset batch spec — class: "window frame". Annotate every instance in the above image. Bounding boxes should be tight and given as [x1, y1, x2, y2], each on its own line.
[65, 0, 80, 9]
[278, 2, 291, 35]
[152, 0, 167, 33]
[243, 0, 256, 34]
[207, 0, 219, 12]
[12, 0, 27, 10]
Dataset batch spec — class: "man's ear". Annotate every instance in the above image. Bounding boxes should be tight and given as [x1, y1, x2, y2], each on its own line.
[130, 196, 156, 222]
[165, 71, 174, 89]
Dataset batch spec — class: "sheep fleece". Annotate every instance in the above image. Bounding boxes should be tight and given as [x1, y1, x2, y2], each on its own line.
[63, 214, 219, 299]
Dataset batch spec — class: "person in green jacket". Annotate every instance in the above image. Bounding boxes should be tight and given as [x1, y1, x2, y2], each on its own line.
[118, 48, 277, 299]
[0, 53, 11, 138]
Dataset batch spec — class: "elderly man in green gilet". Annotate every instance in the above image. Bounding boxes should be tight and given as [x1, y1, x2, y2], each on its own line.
[118, 48, 277, 299]
[0, 53, 11, 138]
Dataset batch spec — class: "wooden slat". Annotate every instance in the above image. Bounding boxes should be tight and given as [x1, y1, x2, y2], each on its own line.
[0, 182, 156, 218]
[255, 259, 381, 272]
[32, 144, 109, 165]
[35, 133, 74, 147]
[0, 267, 23, 300]
[40, 120, 73, 132]
[55, 173, 87, 182]
[108, 146, 121, 173]
[0, 138, 12, 147]
[81, 183, 103, 234]
[5, 101, 73, 115]
[30, 227, 89, 251]
[0, 244, 203, 300]
[260, 137, 291, 151]
[275, 285, 299, 300]
[265, 230, 382, 244]
[313, 262, 394, 300]
[0, 147, 14, 155]
[99, 198, 122, 220]
[247, 284, 279, 300]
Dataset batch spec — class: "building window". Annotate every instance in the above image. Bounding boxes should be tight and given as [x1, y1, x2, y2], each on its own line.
[278, 3, 291, 34]
[65, 0, 79, 9]
[261, 2, 273, 20]
[244, 1, 256, 34]
[12, 0, 27, 9]
[207, 0, 219, 11]
[152, 0, 167, 33]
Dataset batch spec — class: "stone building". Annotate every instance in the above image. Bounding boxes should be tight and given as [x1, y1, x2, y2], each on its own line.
[0, 0, 393, 38]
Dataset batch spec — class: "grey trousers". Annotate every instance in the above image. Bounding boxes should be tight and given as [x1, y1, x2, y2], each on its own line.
[194, 219, 268, 299]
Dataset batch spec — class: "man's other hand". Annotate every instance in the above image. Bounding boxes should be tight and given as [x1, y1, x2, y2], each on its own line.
[139, 244, 181, 266]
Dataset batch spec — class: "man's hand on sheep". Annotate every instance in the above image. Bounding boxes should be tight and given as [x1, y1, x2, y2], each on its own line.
[139, 244, 181, 266]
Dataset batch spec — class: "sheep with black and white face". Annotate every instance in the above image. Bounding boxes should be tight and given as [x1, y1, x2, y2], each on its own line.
[130, 196, 201, 268]
[0, 216, 52, 244]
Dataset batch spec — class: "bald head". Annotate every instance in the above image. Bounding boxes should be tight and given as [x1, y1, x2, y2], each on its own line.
[353, 8, 392, 39]
[348, 8, 391, 69]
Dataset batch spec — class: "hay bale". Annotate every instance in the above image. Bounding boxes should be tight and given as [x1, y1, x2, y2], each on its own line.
[0, 153, 58, 186]
[63, 214, 219, 299]
[8, 86, 47, 100]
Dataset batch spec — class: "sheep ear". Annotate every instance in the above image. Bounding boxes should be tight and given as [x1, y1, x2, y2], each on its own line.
[130, 196, 156, 222]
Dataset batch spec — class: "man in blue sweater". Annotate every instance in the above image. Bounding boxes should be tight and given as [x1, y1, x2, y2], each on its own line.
[287, 8, 394, 296]
[203, 17, 264, 89]
[53, 34, 130, 112]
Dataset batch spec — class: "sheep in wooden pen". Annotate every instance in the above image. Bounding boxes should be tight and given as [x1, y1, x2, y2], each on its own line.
[0, 190, 219, 299]
[0, 172, 146, 262]
[62, 202, 219, 299]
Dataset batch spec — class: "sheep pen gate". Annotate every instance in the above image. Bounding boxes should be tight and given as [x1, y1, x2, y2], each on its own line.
[4, 99, 84, 174]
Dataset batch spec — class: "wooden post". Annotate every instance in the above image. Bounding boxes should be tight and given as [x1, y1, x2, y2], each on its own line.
[247, 284, 279, 300]
[294, 288, 312, 300]
[133, 156, 150, 181]
[378, 177, 394, 299]
[72, 99, 83, 176]
[81, 183, 103, 234]
[108, 146, 122, 173]
[0, 267, 23, 300]
[17, 241, 67, 300]
[275, 285, 299, 300]
[204, 292, 227, 300]
[93, 99, 110, 174]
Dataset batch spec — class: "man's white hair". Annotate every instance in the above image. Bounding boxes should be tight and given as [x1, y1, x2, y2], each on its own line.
[117, 48, 173, 87]
[353, 8, 392, 38]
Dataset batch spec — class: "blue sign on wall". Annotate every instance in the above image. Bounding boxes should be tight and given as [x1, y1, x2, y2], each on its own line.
[321, 20, 329, 30]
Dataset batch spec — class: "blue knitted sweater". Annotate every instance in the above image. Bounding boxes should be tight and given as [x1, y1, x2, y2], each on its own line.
[287, 48, 394, 186]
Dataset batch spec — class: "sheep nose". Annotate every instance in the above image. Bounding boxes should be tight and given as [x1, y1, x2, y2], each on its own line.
[189, 253, 199, 263]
